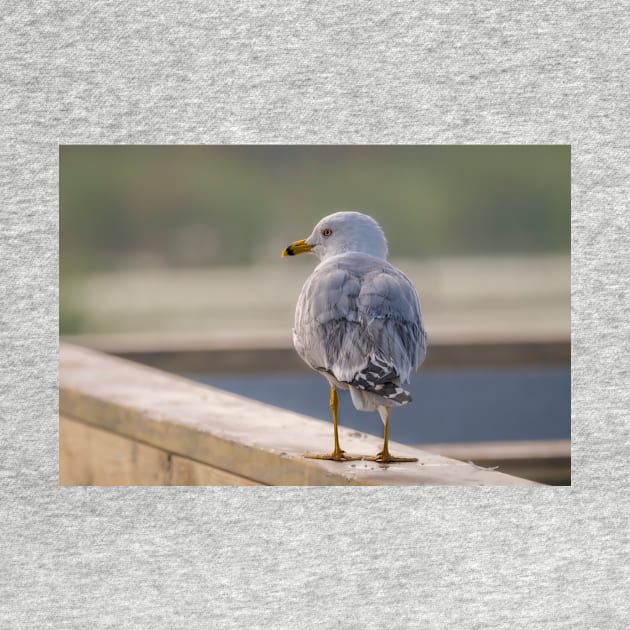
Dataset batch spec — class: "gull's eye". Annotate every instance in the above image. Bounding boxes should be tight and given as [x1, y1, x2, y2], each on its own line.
[322, 228, 333, 237]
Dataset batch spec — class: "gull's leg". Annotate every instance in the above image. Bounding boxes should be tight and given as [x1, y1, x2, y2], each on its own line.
[304, 386, 360, 461]
[365, 407, 418, 463]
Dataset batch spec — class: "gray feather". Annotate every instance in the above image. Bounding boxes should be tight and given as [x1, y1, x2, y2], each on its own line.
[293, 252, 427, 405]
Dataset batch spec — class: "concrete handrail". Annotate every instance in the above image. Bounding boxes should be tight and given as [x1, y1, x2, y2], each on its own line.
[62, 333, 570, 374]
[59, 343, 541, 486]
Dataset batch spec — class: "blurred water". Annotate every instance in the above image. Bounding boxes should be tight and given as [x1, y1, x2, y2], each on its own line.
[190, 367, 570, 445]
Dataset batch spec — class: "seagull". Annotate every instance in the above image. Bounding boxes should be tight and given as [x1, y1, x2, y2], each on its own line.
[282, 211, 427, 463]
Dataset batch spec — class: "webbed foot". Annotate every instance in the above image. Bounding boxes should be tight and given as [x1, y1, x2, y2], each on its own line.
[304, 449, 361, 462]
[364, 450, 418, 464]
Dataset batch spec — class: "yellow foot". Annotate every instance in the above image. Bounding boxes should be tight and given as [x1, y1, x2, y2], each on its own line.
[304, 450, 362, 462]
[364, 451, 418, 464]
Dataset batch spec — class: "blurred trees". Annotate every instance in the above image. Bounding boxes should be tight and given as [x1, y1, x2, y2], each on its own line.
[60, 145, 569, 275]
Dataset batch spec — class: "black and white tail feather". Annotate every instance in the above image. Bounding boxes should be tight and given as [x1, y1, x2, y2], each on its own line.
[349, 355, 412, 405]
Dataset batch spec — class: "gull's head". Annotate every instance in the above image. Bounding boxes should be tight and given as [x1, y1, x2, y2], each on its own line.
[282, 211, 388, 261]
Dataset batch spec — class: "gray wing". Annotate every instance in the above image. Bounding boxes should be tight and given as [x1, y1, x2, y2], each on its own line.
[293, 254, 427, 387]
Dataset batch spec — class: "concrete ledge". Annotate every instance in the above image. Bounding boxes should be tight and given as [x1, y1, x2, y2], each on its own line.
[59, 343, 541, 486]
[62, 332, 570, 374]
[60, 416, 261, 485]
[421, 440, 570, 486]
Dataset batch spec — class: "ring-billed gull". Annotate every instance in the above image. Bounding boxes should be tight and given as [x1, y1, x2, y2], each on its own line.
[282, 211, 427, 463]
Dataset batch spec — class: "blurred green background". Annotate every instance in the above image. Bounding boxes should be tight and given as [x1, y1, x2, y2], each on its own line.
[60, 145, 570, 337]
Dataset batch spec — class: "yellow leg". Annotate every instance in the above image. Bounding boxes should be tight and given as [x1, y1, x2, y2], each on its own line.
[304, 386, 361, 461]
[365, 408, 418, 463]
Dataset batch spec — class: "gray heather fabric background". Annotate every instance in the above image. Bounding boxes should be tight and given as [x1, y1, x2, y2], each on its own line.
[1, 2, 628, 628]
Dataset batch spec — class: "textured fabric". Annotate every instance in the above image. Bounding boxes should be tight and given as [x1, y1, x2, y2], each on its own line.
[1, 2, 628, 628]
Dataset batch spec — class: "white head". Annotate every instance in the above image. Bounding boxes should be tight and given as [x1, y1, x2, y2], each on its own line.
[282, 211, 388, 261]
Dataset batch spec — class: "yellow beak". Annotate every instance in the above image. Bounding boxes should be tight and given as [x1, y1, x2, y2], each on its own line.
[282, 239, 314, 257]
